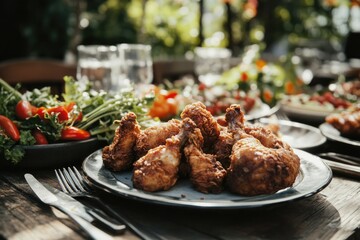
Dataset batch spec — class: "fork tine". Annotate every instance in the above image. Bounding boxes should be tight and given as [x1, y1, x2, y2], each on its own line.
[55, 169, 73, 194]
[72, 166, 91, 192]
[62, 168, 79, 192]
[68, 167, 86, 192]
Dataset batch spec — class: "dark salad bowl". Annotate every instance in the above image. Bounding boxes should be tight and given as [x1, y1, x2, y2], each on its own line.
[0, 138, 107, 169]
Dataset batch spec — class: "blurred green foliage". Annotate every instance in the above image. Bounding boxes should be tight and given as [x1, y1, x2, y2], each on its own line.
[1, 0, 353, 61]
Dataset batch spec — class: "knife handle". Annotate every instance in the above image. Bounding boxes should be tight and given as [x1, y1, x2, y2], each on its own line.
[59, 206, 114, 240]
[323, 159, 360, 179]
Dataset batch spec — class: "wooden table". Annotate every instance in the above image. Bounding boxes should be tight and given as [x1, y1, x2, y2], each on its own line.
[1, 145, 360, 240]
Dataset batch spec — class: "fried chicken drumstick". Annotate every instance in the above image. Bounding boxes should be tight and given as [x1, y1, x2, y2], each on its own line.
[181, 101, 220, 152]
[135, 119, 181, 158]
[184, 126, 226, 193]
[132, 118, 196, 192]
[102, 112, 141, 171]
[225, 106, 300, 196]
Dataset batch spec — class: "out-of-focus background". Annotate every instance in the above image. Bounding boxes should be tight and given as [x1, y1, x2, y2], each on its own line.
[1, 0, 359, 62]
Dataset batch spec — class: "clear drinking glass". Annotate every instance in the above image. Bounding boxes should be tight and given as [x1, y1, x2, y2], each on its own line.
[77, 45, 119, 91]
[117, 44, 153, 85]
[194, 47, 232, 86]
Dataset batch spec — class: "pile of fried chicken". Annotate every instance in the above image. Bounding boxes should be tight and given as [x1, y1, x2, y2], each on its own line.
[326, 105, 360, 138]
[102, 102, 300, 196]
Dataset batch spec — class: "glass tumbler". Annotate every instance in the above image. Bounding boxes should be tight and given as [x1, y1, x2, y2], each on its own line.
[194, 47, 232, 86]
[77, 45, 119, 91]
[117, 44, 153, 85]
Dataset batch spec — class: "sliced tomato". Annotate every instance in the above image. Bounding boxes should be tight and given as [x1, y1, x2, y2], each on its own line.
[0, 115, 20, 141]
[32, 129, 48, 145]
[61, 126, 90, 141]
[15, 100, 38, 120]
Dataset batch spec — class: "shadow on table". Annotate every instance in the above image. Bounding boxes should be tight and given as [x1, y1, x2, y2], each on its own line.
[98, 190, 341, 240]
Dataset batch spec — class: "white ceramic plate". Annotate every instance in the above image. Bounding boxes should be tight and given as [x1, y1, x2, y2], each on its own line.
[245, 102, 280, 121]
[259, 119, 327, 149]
[280, 103, 335, 122]
[82, 149, 332, 209]
[319, 123, 360, 147]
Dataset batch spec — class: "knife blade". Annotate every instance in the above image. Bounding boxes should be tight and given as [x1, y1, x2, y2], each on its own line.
[25, 173, 125, 233]
[25, 173, 119, 239]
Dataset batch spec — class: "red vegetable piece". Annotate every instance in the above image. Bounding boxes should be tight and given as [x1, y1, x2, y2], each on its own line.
[0, 115, 20, 141]
[15, 100, 38, 120]
[46, 106, 69, 122]
[32, 129, 48, 145]
[60, 126, 90, 141]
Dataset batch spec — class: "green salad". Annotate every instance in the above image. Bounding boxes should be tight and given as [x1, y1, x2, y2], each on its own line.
[0, 77, 155, 164]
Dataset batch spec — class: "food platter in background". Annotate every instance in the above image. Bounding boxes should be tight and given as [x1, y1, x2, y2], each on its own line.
[280, 92, 353, 123]
[320, 123, 360, 147]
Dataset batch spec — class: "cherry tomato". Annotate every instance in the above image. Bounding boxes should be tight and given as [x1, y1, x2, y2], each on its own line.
[15, 100, 38, 120]
[46, 106, 69, 122]
[164, 90, 178, 99]
[36, 107, 47, 119]
[0, 115, 20, 141]
[198, 83, 206, 91]
[60, 126, 90, 141]
[243, 96, 256, 112]
[32, 129, 48, 145]
[149, 93, 178, 120]
[37, 106, 69, 122]
[65, 102, 83, 122]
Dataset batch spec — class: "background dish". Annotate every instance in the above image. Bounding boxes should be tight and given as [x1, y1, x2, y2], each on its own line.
[280, 103, 333, 123]
[245, 102, 280, 121]
[320, 123, 360, 147]
[0, 138, 106, 169]
[82, 149, 332, 209]
[259, 118, 327, 149]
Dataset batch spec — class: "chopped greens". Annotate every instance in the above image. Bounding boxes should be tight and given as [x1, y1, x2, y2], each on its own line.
[0, 76, 155, 164]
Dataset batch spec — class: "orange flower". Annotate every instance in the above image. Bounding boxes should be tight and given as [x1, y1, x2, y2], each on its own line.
[263, 89, 273, 104]
[240, 72, 248, 82]
[284, 81, 296, 95]
[255, 59, 266, 70]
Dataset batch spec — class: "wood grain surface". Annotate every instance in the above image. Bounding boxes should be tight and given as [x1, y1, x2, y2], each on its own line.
[0, 168, 359, 240]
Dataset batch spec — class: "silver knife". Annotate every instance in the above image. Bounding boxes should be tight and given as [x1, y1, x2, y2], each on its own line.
[25, 173, 117, 240]
[25, 173, 125, 232]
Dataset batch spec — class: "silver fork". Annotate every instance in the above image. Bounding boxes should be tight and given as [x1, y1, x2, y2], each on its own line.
[275, 109, 290, 121]
[55, 167, 160, 240]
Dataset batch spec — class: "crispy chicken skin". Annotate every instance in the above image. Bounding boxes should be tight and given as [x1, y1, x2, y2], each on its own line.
[227, 134, 300, 196]
[326, 106, 360, 138]
[102, 112, 140, 171]
[132, 118, 195, 192]
[180, 102, 220, 151]
[184, 127, 226, 193]
[221, 104, 300, 196]
[135, 119, 181, 158]
[214, 105, 245, 168]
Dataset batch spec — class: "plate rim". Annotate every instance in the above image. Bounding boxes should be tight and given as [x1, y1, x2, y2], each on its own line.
[82, 149, 332, 209]
[259, 118, 327, 149]
[245, 102, 280, 121]
[319, 123, 360, 147]
[22, 137, 101, 150]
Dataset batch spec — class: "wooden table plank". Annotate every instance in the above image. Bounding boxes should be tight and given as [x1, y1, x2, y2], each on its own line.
[0, 168, 359, 240]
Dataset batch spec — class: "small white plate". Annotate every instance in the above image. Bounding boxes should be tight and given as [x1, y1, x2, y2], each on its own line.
[259, 119, 327, 149]
[320, 123, 360, 147]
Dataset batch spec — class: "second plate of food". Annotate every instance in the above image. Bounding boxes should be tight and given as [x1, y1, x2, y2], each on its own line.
[319, 123, 360, 147]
